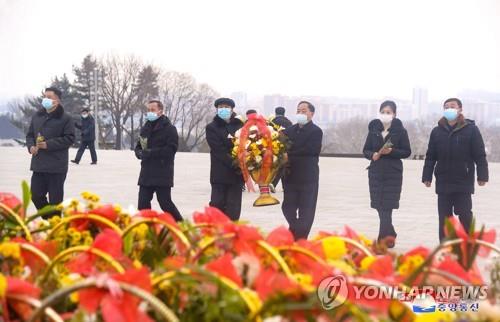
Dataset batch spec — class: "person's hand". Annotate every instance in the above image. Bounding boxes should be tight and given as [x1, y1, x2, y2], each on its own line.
[29, 146, 38, 155]
[372, 152, 380, 161]
[36, 141, 47, 149]
[379, 147, 393, 155]
[424, 181, 431, 188]
[478, 181, 487, 186]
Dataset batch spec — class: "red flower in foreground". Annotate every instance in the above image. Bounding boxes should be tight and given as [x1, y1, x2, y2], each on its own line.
[71, 204, 119, 231]
[137, 209, 177, 227]
[67, 229, 124, 275]
[192, 206, 232, 226]
[223, 224, 262, 254]
[444, 216, 497, 266]
[266, 226, 294, 247]
[253, 268, 299, 300]
[13, 238, 57, 276]
[0, 192, 25, 219]
[2, 276, 41, 320]
[205, 253, 243, 287]
[79, 267, 152, 322]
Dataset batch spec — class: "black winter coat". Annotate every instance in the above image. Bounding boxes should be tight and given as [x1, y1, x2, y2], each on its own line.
[134, 116, 179, 187]
[272, 115, 292, 129]
[26, 106, 75, 174]
[422, 116, 488, 195]
[75, 116, 95, 142]
[283, 121, 323, 185]
[206, 114, 244, 185]
[363, 118, 411, 210]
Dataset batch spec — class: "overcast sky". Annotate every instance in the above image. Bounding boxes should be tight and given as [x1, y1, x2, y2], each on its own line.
[1, 0, 499, 102]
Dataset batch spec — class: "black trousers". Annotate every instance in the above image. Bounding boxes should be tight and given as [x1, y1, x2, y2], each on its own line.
[138, 186, 183, 222]
[75, 140, 97, 163]
[272, 168, 284, 189]
[282, 182, 318, 240]
[31, 172, 67, 218]
[376, 208, 397, 240]
[437, 193, 473, 242]
[209, 183, 243, 221]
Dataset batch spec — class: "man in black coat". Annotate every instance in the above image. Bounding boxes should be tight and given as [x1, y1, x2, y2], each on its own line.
[206, 97, 244, 220]
[270, 106, 292, 191]
[26, 87, 75, 216]
[134, 100, 183, 221]
[363, 101, 411, 247]
[282, 101, 323, 240]
[72, 108, 97, 165]
[422, 98, 488, 241]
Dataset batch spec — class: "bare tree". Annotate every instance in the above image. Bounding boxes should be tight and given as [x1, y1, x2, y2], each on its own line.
[100, 55, 143, 149]
[322, 117, 370, 154]
[159, 71, 218, 151]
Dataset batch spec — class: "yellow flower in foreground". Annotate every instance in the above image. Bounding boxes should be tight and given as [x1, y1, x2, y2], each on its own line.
[358, 234, 373, 247]
[133, 223, 149, 240]
[60, 273, 82, 303]
[398, 254, 424, 277]
[322, 236, 347, 260]
[328, 259, 357, 275]
[414, 311, 455, 322]
[0, 242, 21, 259]
[241, 288, 262, 313]
[360, 256, 376, 270]
[293, 273, 313, 288]
[81, 191, 100, 203]
[0, 274, 7, 298]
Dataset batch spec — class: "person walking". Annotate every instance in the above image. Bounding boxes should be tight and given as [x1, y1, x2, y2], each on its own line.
[362, 100, 411, 248]
[72, 108, 97, 165]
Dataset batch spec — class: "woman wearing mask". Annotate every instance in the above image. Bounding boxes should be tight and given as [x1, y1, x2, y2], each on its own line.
[362, 100, 411, 248]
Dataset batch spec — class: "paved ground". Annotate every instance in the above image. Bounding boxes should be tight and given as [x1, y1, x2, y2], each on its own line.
[1, 146, 499, 252]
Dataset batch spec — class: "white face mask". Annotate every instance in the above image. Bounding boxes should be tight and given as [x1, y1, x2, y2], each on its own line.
[81, 114, 89, 118]
[379, 113, 394, 125]
[295, 113, 308, 125]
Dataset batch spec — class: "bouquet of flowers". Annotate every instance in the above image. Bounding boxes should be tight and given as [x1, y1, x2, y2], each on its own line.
[231, 113, 287, 206]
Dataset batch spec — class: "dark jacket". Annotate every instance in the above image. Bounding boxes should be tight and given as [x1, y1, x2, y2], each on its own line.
[26, 106, 75, 174]
[422, 116, 488, 195]
[272, 115, 292, 129]
[283, 121, 323, 185]
[134, 115, 178, 187]
[363, 118, 411, 209]
[206, 114, 244, 185]
[75, 115, 95, 142]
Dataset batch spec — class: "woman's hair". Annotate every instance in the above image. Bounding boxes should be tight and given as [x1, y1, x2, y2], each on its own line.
[380, 100, 397, 113]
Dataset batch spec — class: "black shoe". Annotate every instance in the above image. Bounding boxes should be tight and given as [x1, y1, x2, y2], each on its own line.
[71, 160, 79, 164]
[91, 162, 97, 165]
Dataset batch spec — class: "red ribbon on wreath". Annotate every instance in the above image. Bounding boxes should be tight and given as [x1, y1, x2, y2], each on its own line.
[237, 114, 273, 192]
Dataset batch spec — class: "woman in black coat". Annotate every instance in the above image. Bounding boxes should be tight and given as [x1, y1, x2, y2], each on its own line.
[362, 101, 411, 247]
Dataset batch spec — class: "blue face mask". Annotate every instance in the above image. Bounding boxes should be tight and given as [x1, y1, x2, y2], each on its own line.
[42, 98, 54, 110]
[295, 113, 308, 125]
[443, 108, 458, 121]
[217, 108, 232, 121]
[146, 112, 159, 122]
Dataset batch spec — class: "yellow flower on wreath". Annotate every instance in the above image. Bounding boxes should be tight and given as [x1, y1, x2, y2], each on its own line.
[322, 236, 347, 261]
[0, 242, 21, 259]
[0, 273, 7, 298]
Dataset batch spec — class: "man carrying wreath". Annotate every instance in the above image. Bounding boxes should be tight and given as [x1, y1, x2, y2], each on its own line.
[206, 98, 244, 220]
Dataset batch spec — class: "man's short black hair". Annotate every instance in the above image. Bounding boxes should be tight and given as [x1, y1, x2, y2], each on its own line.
[443, 98, 462, 109]
[246, 109, 257, 116]
[297, 100, 315, 113]
[214, 97, 235, 108]
[45, 87, 62, 99]
[148, 100, 164, 110]
[82, 108, 90, 113]
[275, 107, 286, 115]
[380, 100, 397, 113]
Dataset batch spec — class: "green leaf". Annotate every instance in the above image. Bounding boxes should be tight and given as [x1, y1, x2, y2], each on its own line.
[21, 180, 31, 215]
[25, 205, 57, 223]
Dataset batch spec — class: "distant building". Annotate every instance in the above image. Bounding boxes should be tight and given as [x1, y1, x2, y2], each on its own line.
[412, 87, 429, 119]
[231, 91, 248, 111]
